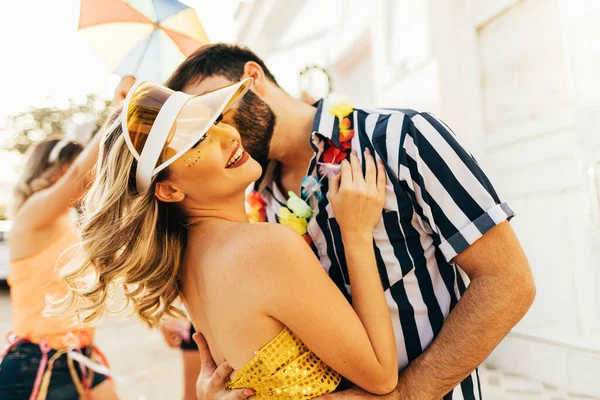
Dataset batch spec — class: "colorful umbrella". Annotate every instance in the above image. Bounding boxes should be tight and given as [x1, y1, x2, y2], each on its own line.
[78, 0, 209, 83]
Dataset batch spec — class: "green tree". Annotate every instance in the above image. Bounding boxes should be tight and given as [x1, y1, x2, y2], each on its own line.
[1, 94, 111, 154]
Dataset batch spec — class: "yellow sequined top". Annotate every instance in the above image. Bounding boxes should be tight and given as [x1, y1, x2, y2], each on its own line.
[226, 327, 341, 399]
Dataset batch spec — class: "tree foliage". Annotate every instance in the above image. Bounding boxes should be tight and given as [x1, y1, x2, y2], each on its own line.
[1, 94, 111, 154]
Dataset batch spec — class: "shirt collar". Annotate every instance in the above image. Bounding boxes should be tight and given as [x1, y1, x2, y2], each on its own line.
[312, 99, 342, 146]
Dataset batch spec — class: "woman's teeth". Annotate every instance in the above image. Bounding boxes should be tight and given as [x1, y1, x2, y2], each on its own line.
[226, 147, 244, 168]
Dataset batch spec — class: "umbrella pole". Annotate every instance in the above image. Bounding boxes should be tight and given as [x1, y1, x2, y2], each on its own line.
[133, 26, 159, 78]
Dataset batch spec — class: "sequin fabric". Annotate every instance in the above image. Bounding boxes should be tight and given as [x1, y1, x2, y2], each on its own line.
[226, 327, 341, 399]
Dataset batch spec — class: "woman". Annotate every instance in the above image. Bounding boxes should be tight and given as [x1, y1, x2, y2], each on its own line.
[54, 79, 398, 399]
[0, 130, 118, 399]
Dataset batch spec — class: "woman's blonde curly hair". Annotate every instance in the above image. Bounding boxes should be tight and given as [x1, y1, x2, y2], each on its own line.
[48, 105, 188, 328]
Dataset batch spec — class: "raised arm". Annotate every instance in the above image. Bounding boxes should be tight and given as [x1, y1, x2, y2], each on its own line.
[255, 151, 397, 395]
[14, 129, 103, 230]
[15, 76, 135, 230]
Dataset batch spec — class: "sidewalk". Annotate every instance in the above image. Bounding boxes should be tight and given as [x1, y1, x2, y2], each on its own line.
[1, 288, 598, 399]
[478, 364, 598, 400]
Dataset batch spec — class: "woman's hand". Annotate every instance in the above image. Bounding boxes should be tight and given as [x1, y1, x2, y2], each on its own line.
[329, 149, 386, 238]
[113, 75, 136, 103]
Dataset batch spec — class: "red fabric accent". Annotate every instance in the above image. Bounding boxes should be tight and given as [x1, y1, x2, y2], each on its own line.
[78, 0, 153, 29]
[91, 345, 112, 381]
[304, 234, 313, 247]
[322, 139, 351, 164]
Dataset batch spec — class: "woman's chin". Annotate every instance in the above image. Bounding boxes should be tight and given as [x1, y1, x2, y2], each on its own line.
[247, 158, 264, 181]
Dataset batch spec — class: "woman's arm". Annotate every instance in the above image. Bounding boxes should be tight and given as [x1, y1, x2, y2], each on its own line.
[330, 150, 398, 389]
[15, 76, 135, 230]
[15, 130, 103, 229]
[253, 151, 397, 395]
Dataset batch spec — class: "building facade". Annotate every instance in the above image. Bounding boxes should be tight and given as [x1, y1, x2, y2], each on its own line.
[234, 0, 600, 396]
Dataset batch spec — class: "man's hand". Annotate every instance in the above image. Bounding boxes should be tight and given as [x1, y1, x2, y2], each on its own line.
[113, 75, 136, 103]
[192, 332, 254, 400]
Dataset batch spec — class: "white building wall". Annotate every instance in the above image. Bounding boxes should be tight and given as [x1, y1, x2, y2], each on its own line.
[235, 0, 600, 396]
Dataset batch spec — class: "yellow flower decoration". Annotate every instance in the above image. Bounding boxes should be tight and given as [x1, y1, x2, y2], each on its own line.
[328, 101, 354, 121]
[247, 209, 263, 223]
[246, 191, 267, 223]
[279, 207, 308, 236]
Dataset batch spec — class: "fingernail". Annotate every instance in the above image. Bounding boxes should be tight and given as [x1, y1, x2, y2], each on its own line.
[244, 389, 255, 395]
[352, 150, 357, 156]
[365, 148, 371, 156]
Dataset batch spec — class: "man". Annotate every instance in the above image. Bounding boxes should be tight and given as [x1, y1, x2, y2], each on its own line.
[166, 44, 535, 400]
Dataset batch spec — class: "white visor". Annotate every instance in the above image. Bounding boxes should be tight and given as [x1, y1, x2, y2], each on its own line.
[121, 78, 253, 192]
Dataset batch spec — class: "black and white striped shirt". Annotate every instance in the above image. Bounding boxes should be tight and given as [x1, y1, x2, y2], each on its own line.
[254, 100, 514, 400]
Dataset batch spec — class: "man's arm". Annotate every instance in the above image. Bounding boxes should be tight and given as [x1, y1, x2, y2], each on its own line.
[320, 221, 534, 400]
[321, 110, 535, 399]
[395, 221, 534, 398]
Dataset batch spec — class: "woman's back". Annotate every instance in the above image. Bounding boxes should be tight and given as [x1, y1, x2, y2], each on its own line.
[8, 222, 93, 349]
[181, 220, 287, 369]
[180, 221, 341, 399]
[8, 216, 72, 261]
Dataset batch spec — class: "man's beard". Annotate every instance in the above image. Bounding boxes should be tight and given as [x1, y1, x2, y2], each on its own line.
[233, 90, 275, 167]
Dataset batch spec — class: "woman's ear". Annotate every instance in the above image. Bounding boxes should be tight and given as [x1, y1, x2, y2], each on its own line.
[155, 181, 185, 203]
[242, 61, 267, 96]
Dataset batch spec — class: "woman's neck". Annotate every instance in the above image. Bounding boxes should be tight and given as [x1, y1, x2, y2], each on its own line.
[184, 194, 249, 227]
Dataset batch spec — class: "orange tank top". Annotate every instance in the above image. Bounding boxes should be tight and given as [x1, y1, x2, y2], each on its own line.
[8, 227, 94, 349]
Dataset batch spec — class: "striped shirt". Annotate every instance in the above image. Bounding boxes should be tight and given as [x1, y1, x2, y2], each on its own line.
[253, 100, 514, 400]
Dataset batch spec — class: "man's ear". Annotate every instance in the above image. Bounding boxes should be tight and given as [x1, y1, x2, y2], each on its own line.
[242, 61, 268, 96]
[155, 181, 185, 203]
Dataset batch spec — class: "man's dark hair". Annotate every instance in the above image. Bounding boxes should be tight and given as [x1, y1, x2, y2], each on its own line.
[166, 44, 279, 91]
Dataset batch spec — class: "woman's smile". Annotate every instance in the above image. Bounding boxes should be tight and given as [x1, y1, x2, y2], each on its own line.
[225, 142, 250, 169]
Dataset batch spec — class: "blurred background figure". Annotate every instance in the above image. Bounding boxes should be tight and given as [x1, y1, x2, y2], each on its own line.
[113, 75, 137, 103]
[160, 319, 201, 400]
[0, 78, 127, 398]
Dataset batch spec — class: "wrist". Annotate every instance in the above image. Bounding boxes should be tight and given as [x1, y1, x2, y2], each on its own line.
[341, 230, 373, 243]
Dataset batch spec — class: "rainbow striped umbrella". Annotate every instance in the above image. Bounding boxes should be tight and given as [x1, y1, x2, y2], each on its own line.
[78, 0, 209, 83]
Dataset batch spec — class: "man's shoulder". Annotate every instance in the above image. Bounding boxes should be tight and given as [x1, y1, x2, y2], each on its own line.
[354, 107, 435, 135]
[355, 106, 423, 119]
[353, 107, 434, 147]
[356, 108, 450, 141]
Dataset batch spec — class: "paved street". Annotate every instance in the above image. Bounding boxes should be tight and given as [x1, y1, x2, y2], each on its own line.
[0, 286, 597, 400]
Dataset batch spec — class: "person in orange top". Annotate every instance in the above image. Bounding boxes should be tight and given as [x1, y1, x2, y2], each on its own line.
[0, 78, 132, 400]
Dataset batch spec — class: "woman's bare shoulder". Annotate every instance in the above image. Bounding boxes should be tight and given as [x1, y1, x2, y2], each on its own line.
[226, 223, 310, 274]
[238, 222, 305, 252]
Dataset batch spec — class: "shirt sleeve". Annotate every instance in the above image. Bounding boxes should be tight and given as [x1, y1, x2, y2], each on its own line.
[398, 112, 515, 261]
